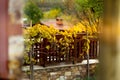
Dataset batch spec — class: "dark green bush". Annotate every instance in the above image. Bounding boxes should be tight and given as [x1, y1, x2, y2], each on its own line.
[24, 1, 43, 24]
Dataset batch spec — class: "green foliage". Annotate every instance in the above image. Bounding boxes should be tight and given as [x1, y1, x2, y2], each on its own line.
[88, 0, 104, 18]
[23, 52, 30, 64]
[75, 0, 103, 19]
[23, 52, 36, 64]
[63, 0, 103, 30]
[24, 1, 43, 24]
[43, 8, 61, 19]
[75, 0, 103, 27]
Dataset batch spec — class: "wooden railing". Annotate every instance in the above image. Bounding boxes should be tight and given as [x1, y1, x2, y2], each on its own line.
[25, 33, 99, 66]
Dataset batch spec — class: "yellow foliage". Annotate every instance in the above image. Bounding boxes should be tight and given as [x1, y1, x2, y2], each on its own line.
[68, 22, 97, 35]
[23, 22, 97, 52]
[43, 9, 61, 19]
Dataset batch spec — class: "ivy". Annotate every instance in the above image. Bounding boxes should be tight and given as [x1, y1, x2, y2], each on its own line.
[23, 23, 97, 64]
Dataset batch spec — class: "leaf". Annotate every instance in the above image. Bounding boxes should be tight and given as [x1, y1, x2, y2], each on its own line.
[46, 45, 50, 50]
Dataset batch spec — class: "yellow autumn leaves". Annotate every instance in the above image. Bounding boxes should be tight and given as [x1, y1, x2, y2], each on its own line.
[24, 22, 97, 38]
[23, 22, 97, 52]
[68, 22, 97, 35]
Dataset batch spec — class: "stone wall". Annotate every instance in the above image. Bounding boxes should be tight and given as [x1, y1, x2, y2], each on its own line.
[21, 62, 97, 80]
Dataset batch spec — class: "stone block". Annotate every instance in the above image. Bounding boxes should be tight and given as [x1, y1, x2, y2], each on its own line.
[65, 71, 71, 76]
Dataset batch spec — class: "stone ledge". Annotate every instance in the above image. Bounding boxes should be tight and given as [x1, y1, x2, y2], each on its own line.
[22, 59, 98, 71]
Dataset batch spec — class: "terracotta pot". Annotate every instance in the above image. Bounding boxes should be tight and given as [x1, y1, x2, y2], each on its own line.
[56, 18, 63, 25]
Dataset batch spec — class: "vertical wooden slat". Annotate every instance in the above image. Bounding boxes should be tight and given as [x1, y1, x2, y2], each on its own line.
[79, 40, 81, 56]
[92, 40, 94, 58]
[74, 37, 77, 63]
[93, 40, 95, 58]
[97, 40, 99, 57]
[95, 40, 97, 58]
[96, 40, 98, 58]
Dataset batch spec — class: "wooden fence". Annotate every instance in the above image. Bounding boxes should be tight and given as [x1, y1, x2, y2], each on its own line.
[26, 33, 99, 66]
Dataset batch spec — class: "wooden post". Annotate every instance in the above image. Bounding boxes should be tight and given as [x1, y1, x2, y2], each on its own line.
[29, 20, 34, 80]
[0, 0, 9, 79]
[99, 0, 120, 80]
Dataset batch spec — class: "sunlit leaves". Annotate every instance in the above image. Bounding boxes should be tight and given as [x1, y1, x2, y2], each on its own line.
[75, 0, 103, 18]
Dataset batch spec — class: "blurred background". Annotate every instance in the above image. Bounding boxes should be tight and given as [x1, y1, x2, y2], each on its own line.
[0, 0, 120, 80]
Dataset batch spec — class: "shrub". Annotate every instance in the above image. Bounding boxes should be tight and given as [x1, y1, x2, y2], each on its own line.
[24, 1, 43, 24]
